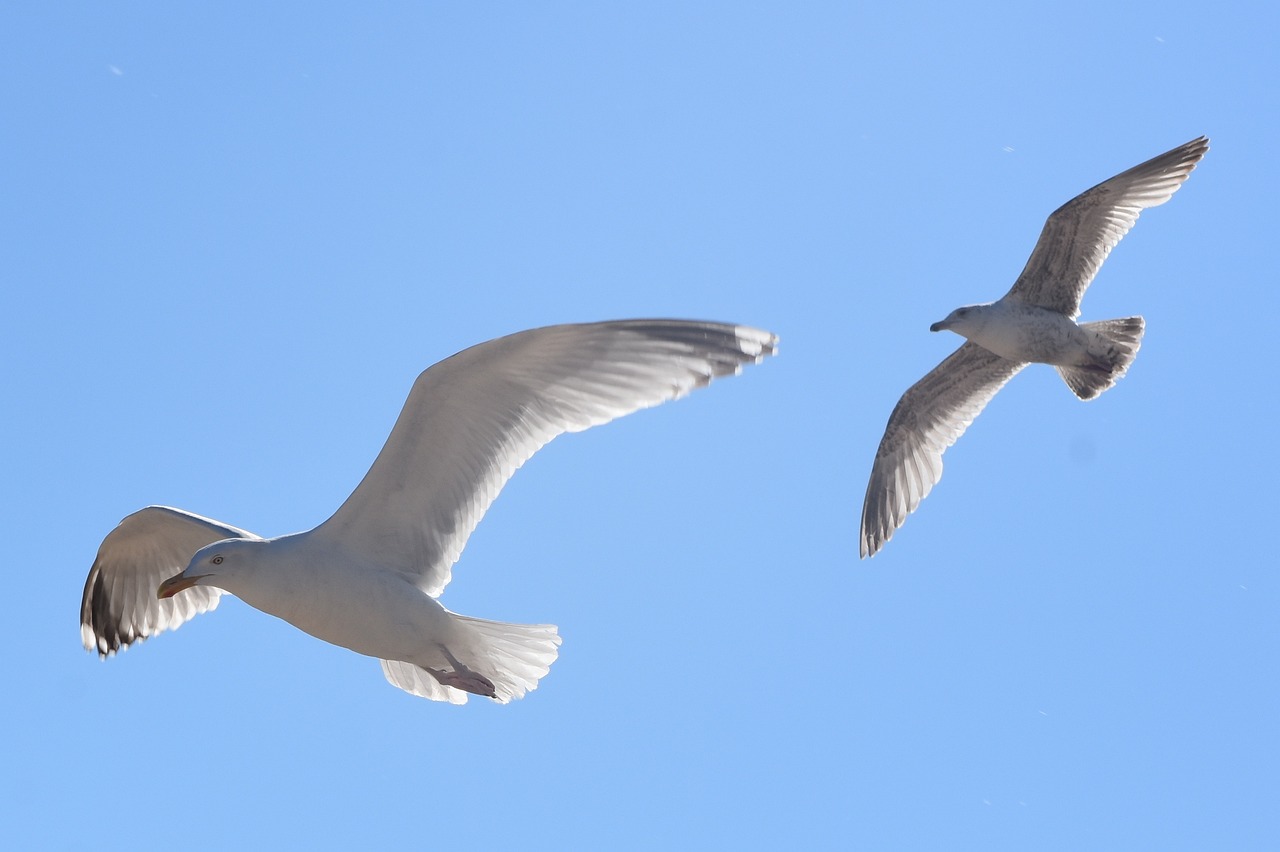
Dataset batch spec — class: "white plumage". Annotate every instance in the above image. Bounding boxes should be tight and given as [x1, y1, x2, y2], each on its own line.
[81, 319, 777, 703]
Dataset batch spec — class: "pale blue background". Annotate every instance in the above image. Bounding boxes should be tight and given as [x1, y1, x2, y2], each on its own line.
[4, 3, 1276, 849]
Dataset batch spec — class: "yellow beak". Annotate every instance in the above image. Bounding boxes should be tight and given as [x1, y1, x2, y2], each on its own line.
[157, 573, 206, 599]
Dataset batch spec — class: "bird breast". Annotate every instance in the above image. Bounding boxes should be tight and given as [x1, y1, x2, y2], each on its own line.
[965, 303, 1087, 366]
[230, 538, 453, 662]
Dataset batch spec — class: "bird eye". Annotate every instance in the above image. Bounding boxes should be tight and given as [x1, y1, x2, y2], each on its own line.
[211, 555, 224, 565]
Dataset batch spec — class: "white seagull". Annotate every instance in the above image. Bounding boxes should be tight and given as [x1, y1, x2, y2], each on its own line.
[860, 136, 1208, 558]
[81, 319, 777, 703]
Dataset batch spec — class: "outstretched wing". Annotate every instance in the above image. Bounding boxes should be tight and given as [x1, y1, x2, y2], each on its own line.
[311, 320, 777, 596]
[1005, 136, 1208, 317]
[860, 343, 1025, 558]
[81, 506, 260, 656]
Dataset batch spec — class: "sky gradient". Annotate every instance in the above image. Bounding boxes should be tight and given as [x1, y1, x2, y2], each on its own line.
[5, 3, 1277, 849]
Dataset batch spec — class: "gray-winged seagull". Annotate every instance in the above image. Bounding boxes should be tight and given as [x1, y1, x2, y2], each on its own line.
[81, 319, 777, 703]
[860, 137, 1208, 558]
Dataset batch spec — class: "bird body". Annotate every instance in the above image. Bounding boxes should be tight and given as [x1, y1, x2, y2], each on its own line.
[930, 300, 1137, 373]
[161, 533, 553, 701]
[175, 535, 455, 663]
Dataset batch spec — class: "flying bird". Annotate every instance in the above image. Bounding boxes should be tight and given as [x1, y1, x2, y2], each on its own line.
[860, 136, 1208, 558]
[81, 319, 777, 703]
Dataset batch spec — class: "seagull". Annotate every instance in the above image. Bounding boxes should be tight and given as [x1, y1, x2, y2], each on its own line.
[860, 136, 1208, 558]
[81, 319, 777, 703]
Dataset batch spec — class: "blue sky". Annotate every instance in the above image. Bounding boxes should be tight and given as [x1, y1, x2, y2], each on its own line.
[5, 2, 1277, 848]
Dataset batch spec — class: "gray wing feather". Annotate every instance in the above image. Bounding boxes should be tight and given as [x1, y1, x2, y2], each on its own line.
[1005, 136, 1208, 317]
[860, 343, 1025, 558]
[80, 506, 260, 656]
[310, 319, 777, 596]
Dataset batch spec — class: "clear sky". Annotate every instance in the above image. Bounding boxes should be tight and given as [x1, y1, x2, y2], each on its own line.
[4, 3, 1276, 849]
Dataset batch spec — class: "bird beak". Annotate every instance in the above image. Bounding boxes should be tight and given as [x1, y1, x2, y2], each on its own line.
[157, 573, 206, 599]
[929, 320, 948, 332]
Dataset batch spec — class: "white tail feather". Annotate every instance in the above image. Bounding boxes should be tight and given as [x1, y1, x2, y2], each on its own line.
[380, 614, 562, 704]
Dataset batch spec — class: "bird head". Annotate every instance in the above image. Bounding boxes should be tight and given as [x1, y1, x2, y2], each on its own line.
[157, 538, 258, 599]
[930, 304, 987, 335]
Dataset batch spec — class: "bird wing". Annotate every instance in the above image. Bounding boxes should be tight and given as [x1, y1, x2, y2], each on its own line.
[1004, 136, 1208, 317]
[310, 319, 777, 597]
[860, 342, 1025, 558]
[81, 506, 261, 656]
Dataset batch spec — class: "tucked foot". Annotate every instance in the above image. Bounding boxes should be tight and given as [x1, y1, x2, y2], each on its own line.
[425, 645, 498, 698]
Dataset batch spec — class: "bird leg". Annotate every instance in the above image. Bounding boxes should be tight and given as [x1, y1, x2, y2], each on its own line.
[424, 644, 497, 698]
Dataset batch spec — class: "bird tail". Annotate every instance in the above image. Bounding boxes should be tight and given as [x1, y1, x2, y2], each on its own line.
[380, 615, 562, 705]
[1055, 316, 1145, 401]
